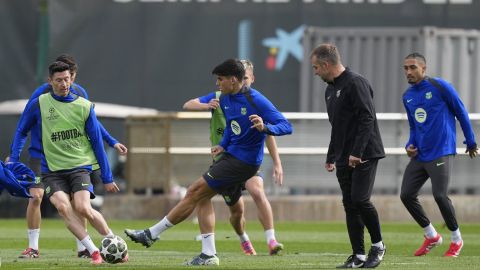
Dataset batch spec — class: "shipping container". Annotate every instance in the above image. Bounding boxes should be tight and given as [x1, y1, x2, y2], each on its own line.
[300, 26, 480, 113]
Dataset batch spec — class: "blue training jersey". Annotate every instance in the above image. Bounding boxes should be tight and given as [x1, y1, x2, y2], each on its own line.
[14, 83, 118, 159]
[219, 88, 292, 166]
[9, 92, 113, 183]
[403, 77, 476, 162]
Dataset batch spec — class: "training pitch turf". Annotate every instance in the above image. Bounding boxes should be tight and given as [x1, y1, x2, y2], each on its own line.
[0, 219, 479, 269]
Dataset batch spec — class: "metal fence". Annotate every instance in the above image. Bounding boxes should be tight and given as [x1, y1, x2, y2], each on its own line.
[126, 112, 480, 196]
[300, 27, 480, 113]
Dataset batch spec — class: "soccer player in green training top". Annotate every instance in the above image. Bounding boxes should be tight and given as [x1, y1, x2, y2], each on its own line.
[10, 61, 123, 265]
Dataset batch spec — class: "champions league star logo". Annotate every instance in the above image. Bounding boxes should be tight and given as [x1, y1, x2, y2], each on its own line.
[262, 25, 305, 71]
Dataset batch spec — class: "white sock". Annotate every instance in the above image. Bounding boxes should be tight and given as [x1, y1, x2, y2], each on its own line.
[28, 229, 40, 250]
[102, 229, 114, 238]
[201, 233, 216, 256]
[149, 216, 173, 238]
[423, 223, 438, 239]
[76, 238, 86, 251]
[451, 228, 462, 243]
[264, 229, 276, 244]
[80, 235, 99, 255]
[356, 254, 366, 261]
[239, 232, 250, 243]
[372, 241, 384, 249]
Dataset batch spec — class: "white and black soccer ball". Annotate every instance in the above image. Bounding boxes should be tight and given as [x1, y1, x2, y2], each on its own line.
[100, 235, 128, 264]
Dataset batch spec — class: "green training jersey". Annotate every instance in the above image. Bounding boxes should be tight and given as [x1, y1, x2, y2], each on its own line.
[39, 93, 97, 172]
[210, 91, 226, 161]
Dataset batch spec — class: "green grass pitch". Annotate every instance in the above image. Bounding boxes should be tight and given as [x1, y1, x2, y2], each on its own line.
[0, 219, 479, 269]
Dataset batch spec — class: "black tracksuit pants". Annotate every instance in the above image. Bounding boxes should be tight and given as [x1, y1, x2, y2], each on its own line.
[400, 155, 458, 231]
[336, 159, 383, 255]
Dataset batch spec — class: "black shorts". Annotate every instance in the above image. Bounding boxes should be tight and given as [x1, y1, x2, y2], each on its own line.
[42, 169, 94, 199]
[28, 157, 44, 189]
[90, 169, 105, 195]
[203, 153, 259, 206]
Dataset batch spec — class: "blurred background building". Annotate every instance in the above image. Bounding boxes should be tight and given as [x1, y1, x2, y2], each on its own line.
[1, 0, 479, 219]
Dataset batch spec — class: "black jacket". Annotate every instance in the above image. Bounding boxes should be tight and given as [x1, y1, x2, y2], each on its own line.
[325, 68, 385, 166]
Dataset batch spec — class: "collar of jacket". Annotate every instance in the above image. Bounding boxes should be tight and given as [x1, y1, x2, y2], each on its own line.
[329, 67, 351, 86]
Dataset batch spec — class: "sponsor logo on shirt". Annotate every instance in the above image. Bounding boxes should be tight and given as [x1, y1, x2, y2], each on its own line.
[407, 99, 413, 103]
[415, 108, 427, 123]
[231, 120, 241, 135]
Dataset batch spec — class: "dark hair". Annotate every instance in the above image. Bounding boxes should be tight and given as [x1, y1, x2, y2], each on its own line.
[211, 59, 245, 81]
[405, 52, 426, 64]
[55, 54, 78, 73]
[310, 43, 341, 65]
[48, 61, 70, 77]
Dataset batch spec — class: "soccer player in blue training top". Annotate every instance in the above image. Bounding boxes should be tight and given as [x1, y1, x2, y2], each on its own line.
[125, 59, 292, 266]
[311, 44, 386, 269]
[10, 61, 123, 265]
[183, 59, 284, 256]
[8, 54, 127, 259]
[400, 52, 478, 258]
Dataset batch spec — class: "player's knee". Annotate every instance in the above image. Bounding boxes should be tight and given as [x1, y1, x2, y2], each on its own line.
[249, 189, 266, 203]
[55, 202, 72, 217]
[230, 207, 244, 219]
[29, 194, 43, 206]
[433, 193, 449, 204]
[400, 191, 415, 204]
[351, 197, 371, 210]
[75, 205, 94, 219]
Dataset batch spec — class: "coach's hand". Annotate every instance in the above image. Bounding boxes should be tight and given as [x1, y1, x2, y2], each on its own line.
[114, 143, 128, 155]
[105, 182, 120, 193]
[466, 144, 478, 159]
[325, 163, 335, 172]
[406, 144, 418, 158]
[349, 155, 365, 168]
[249, 114, 265, 132]
[211, 145, 224, 158]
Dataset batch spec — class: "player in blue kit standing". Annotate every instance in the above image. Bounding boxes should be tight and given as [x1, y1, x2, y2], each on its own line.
[400, 52, 478, 258]
[125, 59, 292, 266]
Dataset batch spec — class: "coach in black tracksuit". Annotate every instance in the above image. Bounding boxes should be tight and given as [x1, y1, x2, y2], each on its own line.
[310, 44, 386, 269]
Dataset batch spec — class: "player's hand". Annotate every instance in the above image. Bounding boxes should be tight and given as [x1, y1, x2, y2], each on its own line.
[208, 99, 220, 110]
[114, 143, 128, 155]
[211, 145, 224, 158]
[249, 114, 265, 132]
[466, 144, 478, 158]
[104, 182, 120, 193]
[272, 162, 283, 186]
[325, 163, 335, 172]
[406, 144, 418, 158]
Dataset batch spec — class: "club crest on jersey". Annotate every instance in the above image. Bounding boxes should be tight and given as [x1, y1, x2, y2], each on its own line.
[241, 107, 247, 115]
[231, 120, 241, 135]
[425, 92, 432, 99]
[336, 89, 342, 97]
